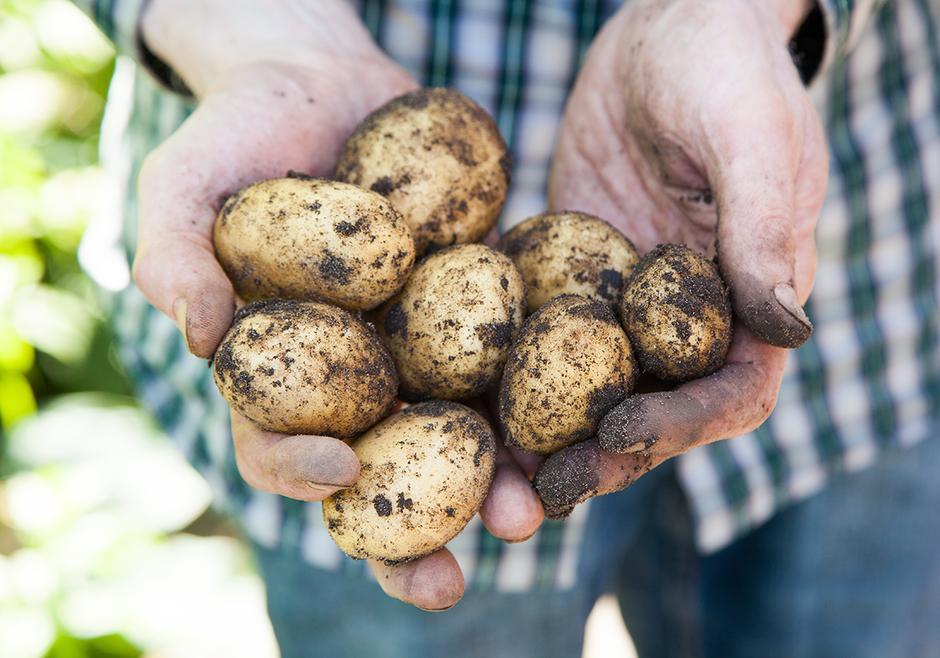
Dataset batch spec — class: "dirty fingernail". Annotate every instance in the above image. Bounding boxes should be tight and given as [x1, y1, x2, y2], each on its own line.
[305, 481, 348, 496]
[172, 297, 191, 351]
[774, 283, 811, 328]
[772, 282, 813, 347]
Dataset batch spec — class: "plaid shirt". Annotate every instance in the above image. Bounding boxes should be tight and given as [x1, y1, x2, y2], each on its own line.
[76, 0, 940, 591]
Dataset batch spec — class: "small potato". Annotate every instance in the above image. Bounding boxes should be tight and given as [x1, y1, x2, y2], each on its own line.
[499, 295, 636, 455]
[213, 176, 415, 311]
[374, 244, 527, 401]
[619, 243, 732, 382]
[213, 299, 397, 438]
[323, 401, 496, 563]
[497, 211, 639, 313]
[335, 88, 510, 254]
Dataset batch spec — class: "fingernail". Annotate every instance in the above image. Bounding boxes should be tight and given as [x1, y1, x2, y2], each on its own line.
[505, 529, 538, 544]
[305, 480, 349, 496]
[172, 297, 191, 351]
[773, 283, 812, 331]
[417, 603, 458, 613]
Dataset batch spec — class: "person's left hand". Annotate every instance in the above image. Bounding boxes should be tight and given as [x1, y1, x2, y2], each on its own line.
[533, 0, 829, 517]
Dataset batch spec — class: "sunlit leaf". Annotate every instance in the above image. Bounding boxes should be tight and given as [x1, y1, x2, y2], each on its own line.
[0, 371, 36, 428]
[37, 168, 108, 251]
[0, 14, 41, 70]
[10, 284, 94, 364]
[34, 1, 114, 75]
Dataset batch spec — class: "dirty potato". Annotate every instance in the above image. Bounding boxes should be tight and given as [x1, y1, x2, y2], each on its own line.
[499, 295, 636, 455]
[374, 244, 526, 401]
[497, 211, 639, 313]
[212, 299, 398, 437]
[619, 244, 732, 382]
[213, 176, 415, 311]
[322, 401, 496, 563]
[335, 88, 510, 254]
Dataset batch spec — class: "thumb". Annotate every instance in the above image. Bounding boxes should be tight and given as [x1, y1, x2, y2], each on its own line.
[133, 230, 235, 359]
[709, 101, 813, 349]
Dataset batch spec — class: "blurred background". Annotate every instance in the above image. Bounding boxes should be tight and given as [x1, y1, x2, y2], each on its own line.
[0, 1, 279, 655]
[0, 2, 632, 656]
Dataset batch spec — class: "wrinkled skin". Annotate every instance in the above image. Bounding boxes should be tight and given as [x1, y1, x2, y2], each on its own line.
[133, 0, 542, 611]
[535, 0, 828, 516]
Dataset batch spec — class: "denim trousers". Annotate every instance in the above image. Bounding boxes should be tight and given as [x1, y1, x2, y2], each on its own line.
[253, 433, 940, 658]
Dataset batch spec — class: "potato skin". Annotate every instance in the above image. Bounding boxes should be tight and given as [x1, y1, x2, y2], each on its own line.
[335, 88, 510, 254]
[619, 244, 732, 382]
[212, 299, 398, 438]
[322, 401, 497, 563]
[374, 244, 527, 401]
[213, 177, 415, 311]
[499, 295, 636, 455]
[497, 211, 639, 314]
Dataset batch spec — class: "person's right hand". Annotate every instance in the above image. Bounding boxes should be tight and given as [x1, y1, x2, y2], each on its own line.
[132, 0, 543, 610]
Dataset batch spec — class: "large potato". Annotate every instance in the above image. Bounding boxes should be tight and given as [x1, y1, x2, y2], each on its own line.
[619, 244, 732, 382]
[499, 295, 636, 455]
[213, 299, 398, 437]
[335, 88, 510, 254]
[374, 244, 526, 401]
[497, 211, 639, 313]
[213, 176, 415, 311]
[322, 401, 496, 563]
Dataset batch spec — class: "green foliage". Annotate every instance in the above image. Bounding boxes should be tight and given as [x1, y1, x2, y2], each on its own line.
[43, 633, 141, 658]
[0, 0, 128, 432]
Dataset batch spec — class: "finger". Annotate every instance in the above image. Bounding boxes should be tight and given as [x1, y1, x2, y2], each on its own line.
[369, 548, 465, 611]
[133, 228, 235, 359]
[508, 446, 543, 480]
[534, 439, 657, 520]
[706, 92, 814, 348]
[537, 326, 787, 517]
[598, 325, 786, 455]
[230, 411, 359, 501]
[479, 440, 544, 542]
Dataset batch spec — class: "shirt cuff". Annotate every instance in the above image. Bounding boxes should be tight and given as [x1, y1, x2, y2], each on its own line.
[815, 0, 886, 73]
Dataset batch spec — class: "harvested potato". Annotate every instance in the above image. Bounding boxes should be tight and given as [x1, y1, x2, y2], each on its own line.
[335, 88, 510, 254]
[374, 244, 526, 401]
[497, 211, 639, 313]
[619, 243, 732, 382]
[499, 295, 636, 455]
[213, 176, 415, 311]
[213, 299, 397, 437]
[323, 401, 496, 563]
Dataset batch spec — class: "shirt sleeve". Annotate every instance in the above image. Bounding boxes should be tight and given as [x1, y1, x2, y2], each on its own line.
[815, 0, 889, 71]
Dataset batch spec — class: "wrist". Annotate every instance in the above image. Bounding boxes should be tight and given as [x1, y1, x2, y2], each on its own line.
[141, 0, 380, 97]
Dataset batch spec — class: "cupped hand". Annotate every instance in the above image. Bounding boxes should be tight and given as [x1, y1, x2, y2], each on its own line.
[536, 0, 828, 516]
[131, 0, 542, 610]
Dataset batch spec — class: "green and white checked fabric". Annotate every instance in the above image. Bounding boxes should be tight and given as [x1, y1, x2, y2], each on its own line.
[76, 0, 940, 589]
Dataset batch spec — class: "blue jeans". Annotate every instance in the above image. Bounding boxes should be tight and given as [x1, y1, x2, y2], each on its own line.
[253, 434, 940, 658]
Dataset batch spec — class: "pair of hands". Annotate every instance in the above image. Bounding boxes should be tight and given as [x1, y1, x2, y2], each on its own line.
[134, 0, 827, 610]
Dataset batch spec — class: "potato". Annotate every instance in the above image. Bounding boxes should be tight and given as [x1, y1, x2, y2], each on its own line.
[213, 176, 415, 311]
[619, 243, 732, 382]
[335, 88, 510, 254]
[497, 211, 639, 313]
[213, 299, 397, 437]
[499, 295, 636, 455]
[374, 244, 526, 401]
[322, 401, 496, 563]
